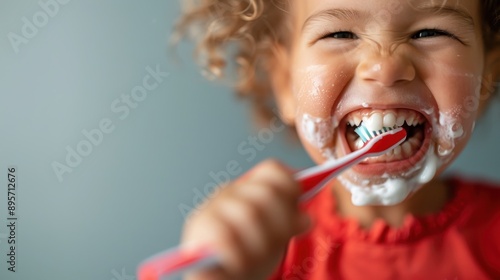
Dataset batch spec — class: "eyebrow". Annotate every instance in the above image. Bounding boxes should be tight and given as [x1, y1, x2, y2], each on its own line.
[302, 5, 475, 33]
[302, 8, 365, 32]
[416, 4, 475, 27]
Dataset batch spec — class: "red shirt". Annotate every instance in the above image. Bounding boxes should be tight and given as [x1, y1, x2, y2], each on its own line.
[269, 177, 500, 280]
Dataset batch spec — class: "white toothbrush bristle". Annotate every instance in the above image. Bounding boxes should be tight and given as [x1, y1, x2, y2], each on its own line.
[354, 125, 398, 143]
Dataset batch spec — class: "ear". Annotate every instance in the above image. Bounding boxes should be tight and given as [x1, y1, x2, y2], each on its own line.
[268, 44, 296, 125]
[478, 46, 500, 114]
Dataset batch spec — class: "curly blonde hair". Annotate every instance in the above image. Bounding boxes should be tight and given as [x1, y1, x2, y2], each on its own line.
[174, 0, 291, 124]
[174, 0, 500, 123]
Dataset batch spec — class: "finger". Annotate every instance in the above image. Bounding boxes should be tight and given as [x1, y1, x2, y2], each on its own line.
[212, 195, 270, 267]
[230, 181, 302, 241]
[181, 207, 247, 279]
[245, 159, 301, 200]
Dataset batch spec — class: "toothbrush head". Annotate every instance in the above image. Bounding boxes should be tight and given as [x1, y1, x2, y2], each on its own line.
[354, 125, 400, 143]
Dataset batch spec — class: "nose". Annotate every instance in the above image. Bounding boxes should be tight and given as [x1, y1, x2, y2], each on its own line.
[356, 49, 416, 87]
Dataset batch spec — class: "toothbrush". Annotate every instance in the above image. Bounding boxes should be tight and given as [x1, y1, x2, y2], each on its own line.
[137, 126, 407, 280]
[297, 126, 406, 201]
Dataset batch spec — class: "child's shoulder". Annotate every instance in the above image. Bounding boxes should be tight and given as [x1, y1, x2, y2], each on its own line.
[449, 175, 500, 205]
[449, 176, 500, 273]
[447, 176, 500, 256]
[301, 176, 500, 243]
[427, 176, 500, 228]
[451, 175, 500, 189]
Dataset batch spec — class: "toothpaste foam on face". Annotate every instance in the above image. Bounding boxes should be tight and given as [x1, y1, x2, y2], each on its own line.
[434, 111, 466, 160]
[339, 142, 440, 206]
[340, 108, 468, 206]
[300, 113, 339, 160]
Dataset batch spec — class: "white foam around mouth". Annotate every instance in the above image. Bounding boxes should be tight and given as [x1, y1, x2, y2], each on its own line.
[339, 141, 440, 206]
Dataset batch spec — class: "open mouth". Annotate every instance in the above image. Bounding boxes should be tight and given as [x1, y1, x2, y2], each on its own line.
[341, 108, 432, 174]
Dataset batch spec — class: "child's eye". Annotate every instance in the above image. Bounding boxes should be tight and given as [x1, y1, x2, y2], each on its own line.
[322, 31, 358, 40]
[412, 29, 455, 40]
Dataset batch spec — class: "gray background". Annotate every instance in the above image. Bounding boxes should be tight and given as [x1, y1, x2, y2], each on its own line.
[0, 1, 498, 279]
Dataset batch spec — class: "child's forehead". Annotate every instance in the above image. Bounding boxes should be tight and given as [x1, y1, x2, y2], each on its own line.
[288, 0, 480, 23]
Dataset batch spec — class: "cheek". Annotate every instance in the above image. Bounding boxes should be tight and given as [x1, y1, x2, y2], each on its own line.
[430, 72, 482, 115]
[292, 64, 350, 117]
[433, 73, 481, 133]
[417, 44, 484, 111]
[423, 52, 484, 161]
[290, 64, 352, 163]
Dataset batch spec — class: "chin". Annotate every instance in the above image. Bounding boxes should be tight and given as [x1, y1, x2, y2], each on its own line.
[338, 143, 442, 206]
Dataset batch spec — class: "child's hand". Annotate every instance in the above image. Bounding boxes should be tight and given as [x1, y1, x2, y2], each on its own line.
[181, 159, 311, 280]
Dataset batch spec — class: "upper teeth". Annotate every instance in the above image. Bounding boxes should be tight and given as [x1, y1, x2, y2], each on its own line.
[346, 109, 425, 132]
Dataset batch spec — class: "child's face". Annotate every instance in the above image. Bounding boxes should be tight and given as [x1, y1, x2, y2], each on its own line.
[272, 0, 498, 205]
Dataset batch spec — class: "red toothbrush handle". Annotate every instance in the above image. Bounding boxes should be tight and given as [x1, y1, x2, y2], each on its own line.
[296, 152, 364, 200]
[298, 166, 344, 194]
[137, 246, 217, 280]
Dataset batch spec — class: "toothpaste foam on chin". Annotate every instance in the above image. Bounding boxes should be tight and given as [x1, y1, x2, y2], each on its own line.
[340, 142, 440, 206]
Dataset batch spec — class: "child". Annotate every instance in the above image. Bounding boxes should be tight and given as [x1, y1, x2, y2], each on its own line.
[176, 0, 500, 279]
